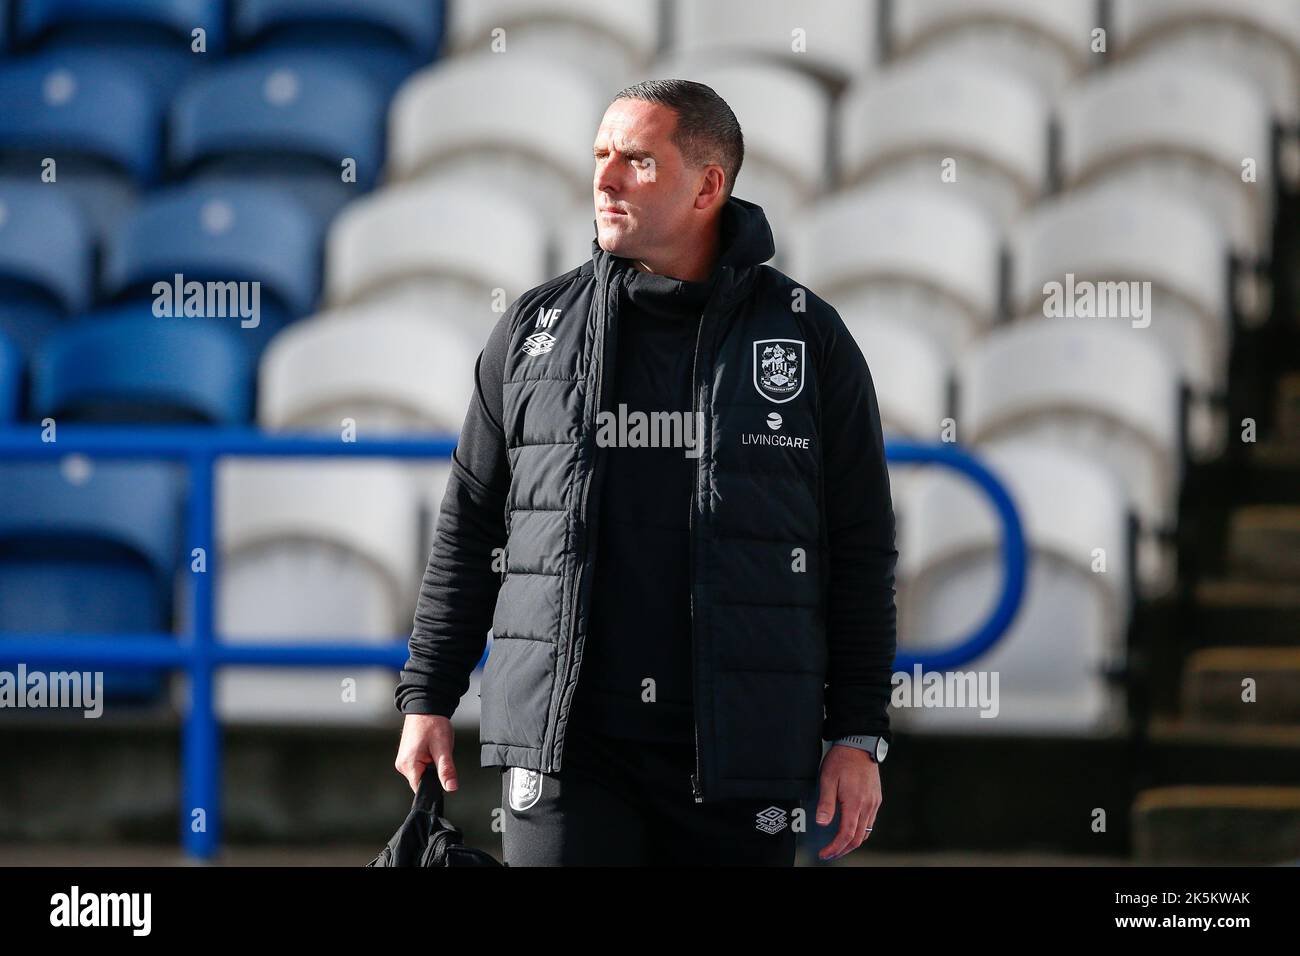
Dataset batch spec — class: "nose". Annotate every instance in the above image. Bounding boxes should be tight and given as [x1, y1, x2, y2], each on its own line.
[594, 155, 620, 196]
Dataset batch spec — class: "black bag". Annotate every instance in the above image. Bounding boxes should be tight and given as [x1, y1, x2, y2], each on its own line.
[367, 769, 504, 867]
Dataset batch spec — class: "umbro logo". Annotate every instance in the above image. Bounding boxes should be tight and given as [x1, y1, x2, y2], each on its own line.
[521, 307, 562, 356]
[755, 806, 789, 834]
[521, 331, 556, 356]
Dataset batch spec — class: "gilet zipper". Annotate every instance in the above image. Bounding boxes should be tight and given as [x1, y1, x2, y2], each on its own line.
[688, 266, 731, 803]
[553, 267, 622, 770]
[688, 315, 703, 803]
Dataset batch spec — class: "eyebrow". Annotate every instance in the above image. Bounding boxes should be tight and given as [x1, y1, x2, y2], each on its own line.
[593, 142, 652, 158]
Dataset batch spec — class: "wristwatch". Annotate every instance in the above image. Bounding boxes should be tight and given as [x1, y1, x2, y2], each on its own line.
[834, 734, 888, 763]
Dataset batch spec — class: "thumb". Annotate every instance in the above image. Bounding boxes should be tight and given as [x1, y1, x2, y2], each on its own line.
[436, 747, 459, 793]
[816, 771, 838, 826]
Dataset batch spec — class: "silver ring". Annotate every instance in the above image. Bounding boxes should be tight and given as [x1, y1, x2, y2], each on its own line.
[864, 826, 873, 832]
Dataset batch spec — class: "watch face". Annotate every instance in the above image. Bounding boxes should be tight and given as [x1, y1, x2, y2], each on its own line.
[875, 737, 889, 763]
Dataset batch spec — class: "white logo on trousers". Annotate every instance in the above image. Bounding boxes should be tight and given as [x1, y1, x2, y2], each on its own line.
[509, 767, 543, 811]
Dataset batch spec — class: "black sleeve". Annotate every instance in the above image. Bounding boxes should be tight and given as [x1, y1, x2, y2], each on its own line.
[394, 308, 512, 717]
[818, 310, 899, 742]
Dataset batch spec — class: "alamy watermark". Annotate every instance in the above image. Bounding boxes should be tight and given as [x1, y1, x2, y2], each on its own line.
[595, 403, 706, 459]
[0, 664, 103, 718]
[1042, 272, 1151, 328]
[892, 664, 1000, 718]
[50, 886, 151, 936]
[152, 273, 260, 328]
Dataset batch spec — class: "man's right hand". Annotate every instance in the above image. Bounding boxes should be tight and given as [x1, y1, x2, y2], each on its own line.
[395, 713, 458, 794]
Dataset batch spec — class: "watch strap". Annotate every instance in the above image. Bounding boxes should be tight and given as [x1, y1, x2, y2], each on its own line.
[833, 735, 882, 760]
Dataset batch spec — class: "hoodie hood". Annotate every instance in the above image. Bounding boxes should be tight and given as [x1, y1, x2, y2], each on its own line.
[590, 194, 776, 274]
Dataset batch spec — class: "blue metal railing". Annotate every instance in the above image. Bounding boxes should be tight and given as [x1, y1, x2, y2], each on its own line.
[885, 439, 1028, 671]
[0, 427, 1025, 859]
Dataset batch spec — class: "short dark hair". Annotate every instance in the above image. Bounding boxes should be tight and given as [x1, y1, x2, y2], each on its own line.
[611, 79, 744, 198]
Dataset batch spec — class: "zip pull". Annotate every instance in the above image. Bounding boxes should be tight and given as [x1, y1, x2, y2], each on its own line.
[690, 773, 703, 803]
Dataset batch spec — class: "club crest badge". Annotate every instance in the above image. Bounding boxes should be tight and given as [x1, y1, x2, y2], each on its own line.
[754, 339, 805, 404]
[508, 767, 542, 812]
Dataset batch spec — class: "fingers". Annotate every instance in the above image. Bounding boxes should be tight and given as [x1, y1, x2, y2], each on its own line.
[823, 795, 882, 861]
[394, 714, 454, 793]
[816, 766, 861, 860]
[818, 802, 863, 862]
[861, 802, 879, 843]
[395, 756, 426, 793]
[394, 748, 427, 792]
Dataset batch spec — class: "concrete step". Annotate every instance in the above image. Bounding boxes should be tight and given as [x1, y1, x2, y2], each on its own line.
[1274, 372, 1300, 446]
[1224, 505, 1300, 582]
[1138, 584, 1295, 716]
[1142, 717, 1300, 788]
[1182, 647, 1300, 726]
[0, 713, 500, 851]
[0, 717, 1137, 857]
[1193, 578, 1300, 646]
[1132, 785, 1300, 864]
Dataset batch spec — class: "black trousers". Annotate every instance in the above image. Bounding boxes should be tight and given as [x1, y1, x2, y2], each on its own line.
[500, 720, 800, 866]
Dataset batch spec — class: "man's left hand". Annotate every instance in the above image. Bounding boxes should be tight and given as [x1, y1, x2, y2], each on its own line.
[815, 743, 882, 862]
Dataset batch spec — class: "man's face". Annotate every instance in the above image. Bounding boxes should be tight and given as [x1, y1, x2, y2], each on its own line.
[592, 98, 701, 261]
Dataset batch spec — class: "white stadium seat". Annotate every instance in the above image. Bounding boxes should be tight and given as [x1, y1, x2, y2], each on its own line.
[895, 439, 1132, 734]
[843, 313, 951, 511]
[324, 178, 549, 324]
[1059, 58, 1275, 263]
[889, 0, 1098, 96]
[258, 306, 479, 434]
[839, 58, 1050, 227]
[215, 460, 424, 724]
[671, 0, 878, 87]
[257, 307, 463, 566]
[647, 56, 833, 249]
[841, 313, 950, 441]
[957, 319, 1182, 595]
[446, 0, 661, 90]
[790, 183, 1002, 362]
[1009, 183, 1231, 460]
[1113, 0, 1300, 127]
[387, 52, 607, 225]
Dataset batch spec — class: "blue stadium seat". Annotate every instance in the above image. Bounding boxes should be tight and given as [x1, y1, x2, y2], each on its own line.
[0, 329, 18, 420]
[0, 52, 161, 240]
[0, 459, 185, 700]
[0, 52, 161, 180]
[234, 0, 443, 97]
[0, 183, 92, 357]
[16, 0, 226, 95]
[32, 305, 255, 423]
[103, 183, 321, 355]
[170, 53, 384, 224]
[0, 293, 62, 364]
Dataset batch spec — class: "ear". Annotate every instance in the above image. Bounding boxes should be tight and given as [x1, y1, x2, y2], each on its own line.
[694, 165, 728, 212]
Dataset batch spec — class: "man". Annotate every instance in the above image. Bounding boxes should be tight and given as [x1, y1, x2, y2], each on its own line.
[394, 79, 898, 866]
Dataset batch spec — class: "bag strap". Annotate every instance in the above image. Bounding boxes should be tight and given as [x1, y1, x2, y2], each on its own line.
[413, 767, 445, 816]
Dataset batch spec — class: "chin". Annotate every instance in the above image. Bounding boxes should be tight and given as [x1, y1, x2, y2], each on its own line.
[597, 230, 630, 255]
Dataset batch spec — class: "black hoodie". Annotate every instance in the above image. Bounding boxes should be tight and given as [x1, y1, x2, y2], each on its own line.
[567, 262, 717, 745]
